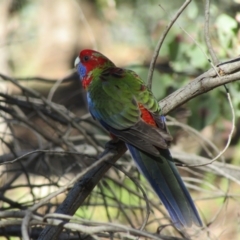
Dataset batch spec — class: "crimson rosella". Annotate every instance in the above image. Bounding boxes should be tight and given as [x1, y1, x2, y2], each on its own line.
[75, 49, 202, 229]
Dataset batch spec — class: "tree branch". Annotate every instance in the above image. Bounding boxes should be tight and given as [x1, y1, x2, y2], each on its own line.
[204, 0, 218, 65]
[38, 141, 127, 240]
[147, 0, 191, 89]
[159, 56, 240, 115]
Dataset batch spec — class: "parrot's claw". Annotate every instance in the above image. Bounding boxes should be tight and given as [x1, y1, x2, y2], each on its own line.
[105, 139, 120, 152]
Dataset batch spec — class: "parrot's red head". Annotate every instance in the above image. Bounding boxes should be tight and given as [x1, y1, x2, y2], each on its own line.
[75, 49, 115, 87]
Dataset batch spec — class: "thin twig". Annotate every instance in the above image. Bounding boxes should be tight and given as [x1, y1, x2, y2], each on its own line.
[185, 92, 235, 167]
[74, 1, 97, 50]
[21, 211, 32, 240]
[31, 151, 118, 212]
[172, 151, 240, 185]
[167, 116, 224, 161]
[0, 149, 96, 165]
[204, 0, 218, 64]
[112, 164, 151, 231]
[37, 141, 127, 240]
[0, 73, 100, 152]
[147, 0, 191, 89]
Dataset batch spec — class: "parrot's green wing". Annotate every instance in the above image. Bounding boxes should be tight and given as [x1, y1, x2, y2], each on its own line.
[88, 67, 172, 156]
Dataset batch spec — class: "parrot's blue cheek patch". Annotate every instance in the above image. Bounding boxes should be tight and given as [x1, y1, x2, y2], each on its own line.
[77, 63, 87, 80]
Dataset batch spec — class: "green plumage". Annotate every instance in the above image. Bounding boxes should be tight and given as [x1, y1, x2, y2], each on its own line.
[89, 67, 160, 127]
[87, 66, 172, 155]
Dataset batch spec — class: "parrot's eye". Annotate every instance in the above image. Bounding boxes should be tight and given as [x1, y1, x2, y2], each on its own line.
[83, 55, 90, 62]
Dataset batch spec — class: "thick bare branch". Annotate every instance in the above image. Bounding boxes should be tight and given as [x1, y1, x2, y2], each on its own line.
[160, 57, 240, 114]
[38, 141, 127, 240]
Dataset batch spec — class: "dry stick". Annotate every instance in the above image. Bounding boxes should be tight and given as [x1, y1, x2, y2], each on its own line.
[47, 74, 70, 101]
[74, 1, 97, 50]
[31, 107, 80, 153]
[37, 141, 127, 240]
[31, 151, 117, 212]
[207, 183, 230, 230]
[147, 0, 191, 89]
[185, 92, 235, 167]
[159, 56, 240, 115]
[97, 182, 113, 222]
[204, 0, 218, 65]
[0, 226, 79, 240]
[21, 211, 32, 240]
[167, 116, 223, 160]
[112, 164, 151, 232]
[202, 0, 235, 168]
[4, 109, 64, 147]
[205, 185, 230, 231]
[1, 214, 167, 240]
[104, 180, 135, 228]
[41, 214, 170, 240]
[0, 73, 100, 152]
[0, 149, 96, 165]
[0, 216, 168, 240]
[172, 151, 240, 185]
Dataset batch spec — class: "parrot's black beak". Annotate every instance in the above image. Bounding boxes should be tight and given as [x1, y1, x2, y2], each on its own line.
[74, 56, 80, 67]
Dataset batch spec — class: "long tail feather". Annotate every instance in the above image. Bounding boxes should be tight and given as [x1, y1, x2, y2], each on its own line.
[126, 143, 202, 229]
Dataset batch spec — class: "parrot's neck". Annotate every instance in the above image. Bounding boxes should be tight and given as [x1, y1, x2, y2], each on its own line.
[82, 76, 92, 89]
[83, 66, 108, 90]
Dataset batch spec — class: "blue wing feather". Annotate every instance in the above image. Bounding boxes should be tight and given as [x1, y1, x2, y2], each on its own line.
[127, 144, 202, 229]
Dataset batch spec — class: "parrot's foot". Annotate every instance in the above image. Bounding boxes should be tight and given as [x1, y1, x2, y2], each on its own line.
[105, 138, 120, 152]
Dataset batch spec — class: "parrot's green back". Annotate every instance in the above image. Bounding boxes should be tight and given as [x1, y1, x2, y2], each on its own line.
[88, 67, 160, 128]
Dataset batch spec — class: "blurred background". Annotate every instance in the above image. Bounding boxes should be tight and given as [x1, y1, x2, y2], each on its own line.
[0, 0, 240, 239]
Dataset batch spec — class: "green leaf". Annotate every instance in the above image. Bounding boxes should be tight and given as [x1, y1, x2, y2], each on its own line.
[186, 45, 208, 69]
[188, 94, 220, 130]
[186, 0, 198, 19]
[216, 14, 237, 32]
[216, 14, 237, 51]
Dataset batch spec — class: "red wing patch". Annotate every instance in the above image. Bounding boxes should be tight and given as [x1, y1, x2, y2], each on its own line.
[138, 104, 156, 127]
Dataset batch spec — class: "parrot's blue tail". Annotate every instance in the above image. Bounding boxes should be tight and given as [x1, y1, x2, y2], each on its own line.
[127, 143, 202, 229]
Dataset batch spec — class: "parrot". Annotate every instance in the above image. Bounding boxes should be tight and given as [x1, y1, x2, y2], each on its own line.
[75, 49, 202, 229]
